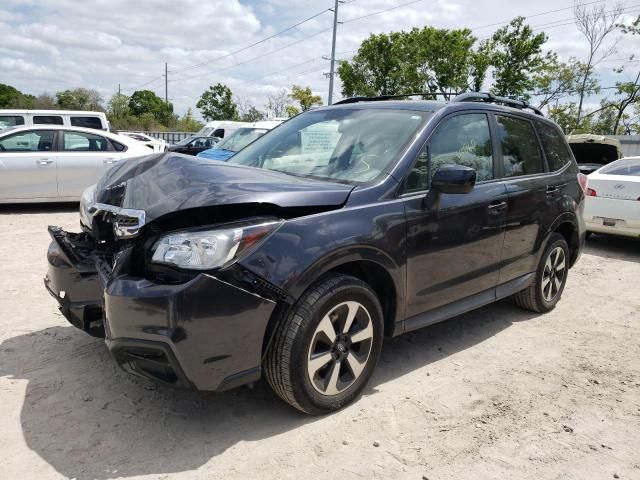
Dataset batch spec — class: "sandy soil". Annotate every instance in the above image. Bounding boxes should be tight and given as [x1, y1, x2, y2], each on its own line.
[0, 203, 639, 480]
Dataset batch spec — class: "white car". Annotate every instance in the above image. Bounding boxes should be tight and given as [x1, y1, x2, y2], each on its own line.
[0, 125, 151, 203]
[584, 157, 640, 238]
[118, 131, 167, 152]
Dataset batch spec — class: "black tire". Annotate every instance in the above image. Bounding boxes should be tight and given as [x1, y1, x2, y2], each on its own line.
[585, 231, 593, 239]
[514, 233, 570, 313]
[264, 273, 384, 415]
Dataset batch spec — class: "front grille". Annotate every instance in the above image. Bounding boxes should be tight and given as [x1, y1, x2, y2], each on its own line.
[115, 215, 139, 226]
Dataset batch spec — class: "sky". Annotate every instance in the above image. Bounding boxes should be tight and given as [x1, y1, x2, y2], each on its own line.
[0, 0, 638, 121]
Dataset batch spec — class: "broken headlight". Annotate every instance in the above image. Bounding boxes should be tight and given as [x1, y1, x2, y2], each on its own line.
[79, 184, 97, 229]
[151, 221, 281, 270]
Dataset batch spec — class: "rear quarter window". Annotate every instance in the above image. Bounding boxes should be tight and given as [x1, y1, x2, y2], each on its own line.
[70, 116, 103, 130]
[536, 121, 573, 171]
[110, 139, 127, 152]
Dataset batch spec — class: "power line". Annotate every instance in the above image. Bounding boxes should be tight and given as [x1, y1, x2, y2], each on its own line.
[170, 27, 333, 82]
[170, 7, 333, 75]
[470, 0, 606, 30]
[478, 4, 640, 40]
[342, 0, 425, 23]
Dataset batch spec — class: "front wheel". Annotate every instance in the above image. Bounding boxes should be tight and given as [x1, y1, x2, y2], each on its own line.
[514, 233, 570, 313]
[264, 273, 384, 415]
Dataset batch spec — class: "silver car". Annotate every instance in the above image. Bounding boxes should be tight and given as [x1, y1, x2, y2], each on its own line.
[0, 125, 151, 203]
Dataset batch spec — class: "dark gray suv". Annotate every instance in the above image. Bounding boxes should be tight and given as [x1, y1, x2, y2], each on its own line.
[45, 93, 586, 414]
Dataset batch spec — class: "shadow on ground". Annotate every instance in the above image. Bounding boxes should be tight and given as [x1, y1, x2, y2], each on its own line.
[584, 233, 640, 264]
[0, 297, 535, 479]
[0, 202, 79, 215]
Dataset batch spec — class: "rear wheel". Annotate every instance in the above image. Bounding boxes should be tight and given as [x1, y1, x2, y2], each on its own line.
[264, 273, 384, 415]
[514, 233, 569, 313]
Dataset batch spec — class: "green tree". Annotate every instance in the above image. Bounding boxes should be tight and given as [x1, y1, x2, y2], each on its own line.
[107, 93, 130, 119]
[0, 84, 34, 108]
[176, 108, 204, 132]
[196, 83, 238, 121]
[56, 88, 103, 110]
[32, 93, 56, 109]
[128, 89, 173, 126]
[411, 27, 478, 98]
[289, 85, 322, 111]
[338, 31, 422, 97]
[484, 17, 555, 99]
[285, 105, 300, 118]
[338, 27, 491, 98]
[533, 58, 597, 110]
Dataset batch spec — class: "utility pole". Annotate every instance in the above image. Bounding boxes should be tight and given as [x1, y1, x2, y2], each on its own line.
[164, 62, 168, 106]
[328, 0, 339, 105]
[164, 62, 169, 125]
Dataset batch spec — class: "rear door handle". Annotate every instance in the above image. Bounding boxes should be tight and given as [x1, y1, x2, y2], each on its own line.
[546, 185, 560, 195]
[103, 158, 120, 164]
[488, 200, 507, 210]
[36, 159, 54, 165]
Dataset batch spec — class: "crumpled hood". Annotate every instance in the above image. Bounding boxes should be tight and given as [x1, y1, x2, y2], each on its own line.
[96, 152, 354, 222]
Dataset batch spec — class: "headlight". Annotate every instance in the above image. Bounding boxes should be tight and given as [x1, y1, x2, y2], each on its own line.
[151, 221, 281, 270]
[79, 184, 97, 228]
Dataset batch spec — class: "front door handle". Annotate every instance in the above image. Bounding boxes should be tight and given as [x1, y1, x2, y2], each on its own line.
[36, 159, 54, 165]
[488, 200, 507, 210]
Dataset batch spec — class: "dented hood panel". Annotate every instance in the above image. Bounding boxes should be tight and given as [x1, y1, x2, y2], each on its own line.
[96, 152, 354, 222]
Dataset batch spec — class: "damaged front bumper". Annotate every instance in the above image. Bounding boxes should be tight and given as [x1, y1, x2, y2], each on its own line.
[44, 226, 277, 391]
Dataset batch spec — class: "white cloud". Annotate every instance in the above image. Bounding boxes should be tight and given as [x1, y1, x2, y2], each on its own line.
[0, 0, 636, 119]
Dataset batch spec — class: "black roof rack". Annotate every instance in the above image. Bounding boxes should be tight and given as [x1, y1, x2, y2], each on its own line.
[333, 92, 458, 105]
[451, 92, 544, 117]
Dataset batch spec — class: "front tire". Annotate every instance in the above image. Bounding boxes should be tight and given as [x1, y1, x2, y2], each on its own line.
[514, 233, 570, 313]
[264, 273, 384, 415]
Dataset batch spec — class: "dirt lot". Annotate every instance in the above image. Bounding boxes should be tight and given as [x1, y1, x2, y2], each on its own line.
[0, 204, 639, 480]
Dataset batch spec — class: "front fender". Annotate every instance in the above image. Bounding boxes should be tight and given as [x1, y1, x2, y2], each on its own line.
[238, 200, 407, 307]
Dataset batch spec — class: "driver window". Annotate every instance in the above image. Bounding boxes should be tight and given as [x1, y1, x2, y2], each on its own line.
[406, 113, 493, 193]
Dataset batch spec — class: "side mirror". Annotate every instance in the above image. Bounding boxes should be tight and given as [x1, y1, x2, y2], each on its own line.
[431, 165, 476, 194]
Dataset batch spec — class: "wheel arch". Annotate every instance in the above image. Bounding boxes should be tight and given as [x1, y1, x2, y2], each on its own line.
[542, 213, 581, 268]
[261, 246, 405, 358]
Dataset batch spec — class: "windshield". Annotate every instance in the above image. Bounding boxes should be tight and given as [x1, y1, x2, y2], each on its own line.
[216, 128, 268, 153]
[228, 108, 429, 183]
[600, 158, 640, 176]
[196, 126, 214, 136]
[176, 136, 196, 146]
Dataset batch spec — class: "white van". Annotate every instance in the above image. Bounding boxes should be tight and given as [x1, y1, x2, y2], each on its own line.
[0, 110, 110, 131]
[195, 120, 251, 139]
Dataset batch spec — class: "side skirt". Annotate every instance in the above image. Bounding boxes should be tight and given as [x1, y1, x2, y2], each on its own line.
[402, 272, 535, 334]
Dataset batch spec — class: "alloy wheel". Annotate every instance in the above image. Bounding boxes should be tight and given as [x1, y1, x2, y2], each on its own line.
[542, 246, 566, 302]
[307, 301, 374, 396]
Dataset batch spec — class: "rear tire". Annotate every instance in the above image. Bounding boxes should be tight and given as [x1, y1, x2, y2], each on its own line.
[264, 273, 384, 415]
[514, 233, 569, 313]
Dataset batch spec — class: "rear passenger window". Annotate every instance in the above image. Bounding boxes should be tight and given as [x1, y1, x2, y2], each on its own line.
[536, 121, 572, 171]
[0, 115, 25, 129]
[63, 131, 109, 151]
[496, 115, 544, 177]
[33, 115, 63, 125]
[70, 117, 103, 130]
